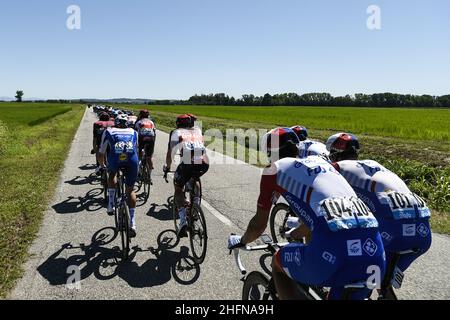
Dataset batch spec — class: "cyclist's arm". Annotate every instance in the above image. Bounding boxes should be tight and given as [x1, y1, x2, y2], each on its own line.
[166, 130, 178, 168]
[241, 167, 279, 245]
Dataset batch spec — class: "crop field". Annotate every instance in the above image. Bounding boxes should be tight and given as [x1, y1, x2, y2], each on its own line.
[127, 104, 450, 233]
[145, 105, 450, 142]
[0, 102, 84, 297]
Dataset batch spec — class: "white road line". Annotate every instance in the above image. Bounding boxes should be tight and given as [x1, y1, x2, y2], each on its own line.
[201, 199, 234, 227]
[166, 172, 236, 228]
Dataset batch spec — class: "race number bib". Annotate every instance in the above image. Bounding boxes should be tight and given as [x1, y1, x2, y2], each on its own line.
[319, 196, 378, 232]
[378, 191, 430, 220]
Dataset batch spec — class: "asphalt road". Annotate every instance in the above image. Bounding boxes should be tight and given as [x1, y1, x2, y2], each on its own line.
[10, 108, 450, 300]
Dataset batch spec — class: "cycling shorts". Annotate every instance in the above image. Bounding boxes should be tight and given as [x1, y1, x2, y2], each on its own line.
[107, 152, 139, 187]
[174, 163, 209, 187]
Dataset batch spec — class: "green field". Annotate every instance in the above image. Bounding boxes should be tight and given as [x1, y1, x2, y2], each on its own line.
[127, 104, 450, 233]
[144, 105, 450, 142]
[0, 102, 84, 297]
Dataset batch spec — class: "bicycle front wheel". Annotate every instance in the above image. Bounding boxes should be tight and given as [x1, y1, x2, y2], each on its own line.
[189, 204, 208, 264]
[242, 271, 276, 300]
[141, 162, 151, 204]
[270, 203, 295, 243]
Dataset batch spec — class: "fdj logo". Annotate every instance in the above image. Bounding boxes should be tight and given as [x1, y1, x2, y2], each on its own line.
[363, 238, 378, 256]
[417, 223, 430, 237]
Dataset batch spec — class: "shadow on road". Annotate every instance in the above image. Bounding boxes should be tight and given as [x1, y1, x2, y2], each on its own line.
[37, 228, 201, 290]
[79, 164, 97, 171]
[65, 173, 101, 186]
[146, 199, 173, 221]
[52, 188, 104, 214]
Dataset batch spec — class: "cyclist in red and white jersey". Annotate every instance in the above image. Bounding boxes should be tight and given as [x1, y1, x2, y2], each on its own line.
[163, 114, 209, 237]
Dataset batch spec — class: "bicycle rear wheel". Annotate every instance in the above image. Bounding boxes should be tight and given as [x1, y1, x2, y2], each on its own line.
[188, 204, 208, 264]
[119, 204, 130, 261]
[242, 271, 276, 300]
[270, 203, 295, 243]
[141, 162, 151, 204]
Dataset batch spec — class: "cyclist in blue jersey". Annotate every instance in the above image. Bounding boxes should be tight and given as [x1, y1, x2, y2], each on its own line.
[228, 128, 386, 300]
[326, 132, 432, 297]
[99, 114, 139, 237]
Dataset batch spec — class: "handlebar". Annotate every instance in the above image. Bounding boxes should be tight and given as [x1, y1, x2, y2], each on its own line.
[231, 241, 288, 276]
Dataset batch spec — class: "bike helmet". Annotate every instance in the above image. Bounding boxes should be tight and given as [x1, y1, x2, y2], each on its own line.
[115, 114, 129, 128]
[176, 114, 196, 128]
[291, 126, 308, 141]
[99, 112, 110, 121]
[261, 127, 300, 162]
[139, 109, 150, 119]
[326, 133, 360, 162]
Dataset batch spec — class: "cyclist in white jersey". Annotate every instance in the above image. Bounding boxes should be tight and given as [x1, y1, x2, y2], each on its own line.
[163, 114, 209, 238]
[326, 132, 432, 297]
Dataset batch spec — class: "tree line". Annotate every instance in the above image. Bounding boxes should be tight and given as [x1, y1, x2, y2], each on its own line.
[148, 92, 450, 108]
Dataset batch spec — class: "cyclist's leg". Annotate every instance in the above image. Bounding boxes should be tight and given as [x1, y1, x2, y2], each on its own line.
[272, 250, 306, 299]
[106, 156, 118, 214]
[145, 137, 155, 171]
[124, 155, 138, 235]
[328, 232, 386, 300]
[174, 164, 192, 236]
[272, 240, 339, 300]
[191, 162, 209, 201]
[95, 135, 102, 168]
[381, 218, 431, 272]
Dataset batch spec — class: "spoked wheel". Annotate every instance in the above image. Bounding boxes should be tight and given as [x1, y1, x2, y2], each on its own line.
[141, 162, 151, 204]
[270, 203, 295, 243]
[119, 204, 130, 261]
[242, 272, 276, 300]
[189, 204, 208, 264]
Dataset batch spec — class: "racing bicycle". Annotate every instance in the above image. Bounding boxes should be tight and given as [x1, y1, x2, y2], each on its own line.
[164, 169, 208, 264]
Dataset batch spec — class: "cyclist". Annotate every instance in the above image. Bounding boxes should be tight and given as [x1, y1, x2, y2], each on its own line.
[135, 109, 156, 178]
[92, 112, 115, 174]
[326, 132, 432, 296]
[228, 127, 385, 300]
[127, 113, 138, 129]
[290, 125, 329, 159]
[99, 114, 139, 238]
[163, 114, 209, 238]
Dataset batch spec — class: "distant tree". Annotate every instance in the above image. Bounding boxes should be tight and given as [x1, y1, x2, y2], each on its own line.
[15, 90, 24, 102]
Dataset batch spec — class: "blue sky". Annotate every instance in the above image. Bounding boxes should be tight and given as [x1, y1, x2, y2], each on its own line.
[0, 0, 449, 99]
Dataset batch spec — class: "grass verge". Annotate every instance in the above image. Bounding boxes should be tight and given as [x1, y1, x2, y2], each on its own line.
[0, 105, 84, 297]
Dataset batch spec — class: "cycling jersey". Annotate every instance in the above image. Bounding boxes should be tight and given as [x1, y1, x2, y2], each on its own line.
[93, 120, 114, 145]
[135, 119, 156, 140]
[335, 160, 432, 272]
[100, 127, 139, 187]
[298, 140, 329, 159]
[261, 156, 385, 299]
[170, 127, 206, 165]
